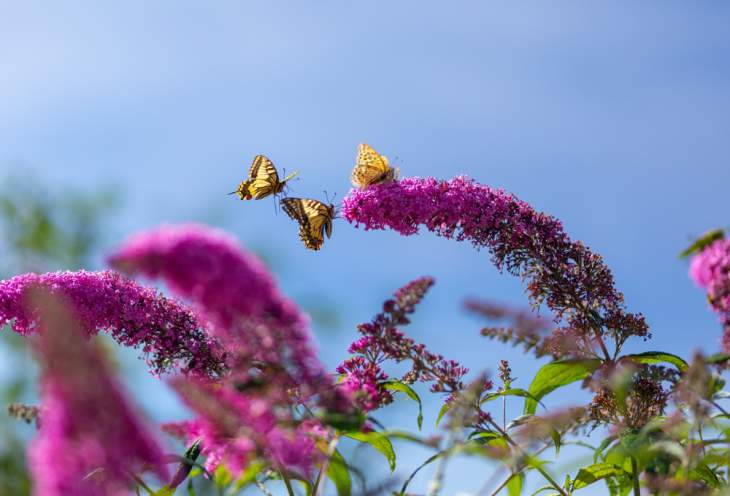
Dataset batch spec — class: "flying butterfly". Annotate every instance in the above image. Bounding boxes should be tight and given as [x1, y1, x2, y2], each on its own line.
[351, 143, 399, 189]
[280, 197, 335, 251]
[230, 155, 299, 201]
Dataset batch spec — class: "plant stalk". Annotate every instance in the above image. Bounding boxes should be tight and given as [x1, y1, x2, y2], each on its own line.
[486, 419, 568, 496]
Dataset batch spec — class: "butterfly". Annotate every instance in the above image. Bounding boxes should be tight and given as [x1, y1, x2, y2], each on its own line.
[351, 143, 398, 189]
[230, 155, 299, 201]
[280, 197, 335, 251]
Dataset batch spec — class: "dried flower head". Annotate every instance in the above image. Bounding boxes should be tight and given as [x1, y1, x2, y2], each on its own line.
[7, 403, 40, 426]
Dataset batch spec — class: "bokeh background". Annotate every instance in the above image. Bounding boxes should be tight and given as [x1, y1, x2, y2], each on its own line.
[1, 2, 729, 494]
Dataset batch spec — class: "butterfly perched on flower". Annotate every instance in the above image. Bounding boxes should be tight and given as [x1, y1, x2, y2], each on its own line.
[351, 143, 399, 189]
[280, 197, 335, 251]
[230, 155, 299, 201]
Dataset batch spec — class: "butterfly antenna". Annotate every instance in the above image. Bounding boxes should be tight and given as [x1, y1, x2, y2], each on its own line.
[323, 190, 338, 202]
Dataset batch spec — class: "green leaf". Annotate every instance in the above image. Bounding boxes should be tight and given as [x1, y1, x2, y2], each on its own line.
[530, 485, 559, 495]
[551, 429, 562, 456]
[679, 228, 725, 259]
[572, 463, 624, 491]
[482, 388, 546, 410]
[233, 461, 265, 490]
[384, 381, 424, 430]
[623, 351, 688, 372]
[469, 430, 501, 442]
[436, 402, 451, 427]
[152, 487, 175, 496]
[707, 352, 730, 365]
[319, 411, 367, 432]
[524, 360, 600, 415]
[691, 464, 721, 488]
[346, 431, 396, 472]
[327, 449, 351, 496]
[507, 473, 524, 496]
[594, 437, 617, 463]
[213, 465, 232, 488]
[187, 480, 196, 496]
[381, 429, 434, 447]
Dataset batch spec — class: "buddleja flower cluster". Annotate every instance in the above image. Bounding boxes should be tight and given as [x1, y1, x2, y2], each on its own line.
[0, 270, 224, 377]
[343, 177, 649, 358]
[108, 223, 336, 402]
[10, 172, 730, 495]
[1, 223, 349, 492]
[108, 224, 350, 473]
[337, 276, 472, 411]
[28, 288, 169, 495]
[689, 237, 730, 350]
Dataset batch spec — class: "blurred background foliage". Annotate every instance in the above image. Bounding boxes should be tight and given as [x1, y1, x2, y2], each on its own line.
[0, 174, 116, 496]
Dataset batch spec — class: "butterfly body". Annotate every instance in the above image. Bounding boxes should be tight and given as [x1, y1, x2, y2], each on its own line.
[232, 155, 299, 201]
[281, 197, 335, 251]
[351, 143, 398, 189]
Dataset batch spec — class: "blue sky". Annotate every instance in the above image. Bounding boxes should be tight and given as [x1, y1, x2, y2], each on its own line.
[2, 2, 730, 494]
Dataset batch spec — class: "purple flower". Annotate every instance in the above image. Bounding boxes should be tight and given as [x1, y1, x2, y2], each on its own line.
[27, 288, 169, 495]
[689, 238, 730, 350]
[108, 224, 348, 475]
[689, 239, 730, 290]
[170, 377, 320, 476]
[342, 177, 648, 355]
[0, 270, 224, 377]
[108, 223, 329, 396]
[339, 277, 472, 411]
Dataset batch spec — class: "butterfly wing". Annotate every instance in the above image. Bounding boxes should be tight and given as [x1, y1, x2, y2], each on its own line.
[281, 198, 334, 250]
[232, 180, 253, 200]
[246, 155, 282, 200]
[351, 143, 395, 188]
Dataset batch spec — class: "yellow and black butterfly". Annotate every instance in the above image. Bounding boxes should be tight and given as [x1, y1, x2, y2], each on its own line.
[280, 197, 335, 251]
[230, 155, 299, 201]
[351, 143, 399, 189]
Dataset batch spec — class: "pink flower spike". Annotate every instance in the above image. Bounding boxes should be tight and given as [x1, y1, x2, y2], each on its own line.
[27, 287, 169, 496]
[689, 238, 730, 350]
[0, 270, 224, 377]
[108, 223, 330, 398]
[342, 177, 648, 344]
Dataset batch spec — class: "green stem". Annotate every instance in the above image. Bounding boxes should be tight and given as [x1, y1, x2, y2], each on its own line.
[631, 457, 640, 496]
[279, 468, 296, 496]
[427, 433, 456, 496]
[484, 436, 555, 496]
[312, 436, 340, 496]
[486, 419, 568, 496]
[127, 473, 154, 495]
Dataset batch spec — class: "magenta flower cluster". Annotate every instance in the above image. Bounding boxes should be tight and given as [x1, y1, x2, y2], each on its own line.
[338, 277, 472, 411]
[0, 270, 223, 377]
[28, 290, 169, 496]
[108, 223, 329, 396]
[690, 238, 730, 350]
[342, 177, 648, 354]
[169, 378, 320, 476]
[108, 224, 346, 475]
